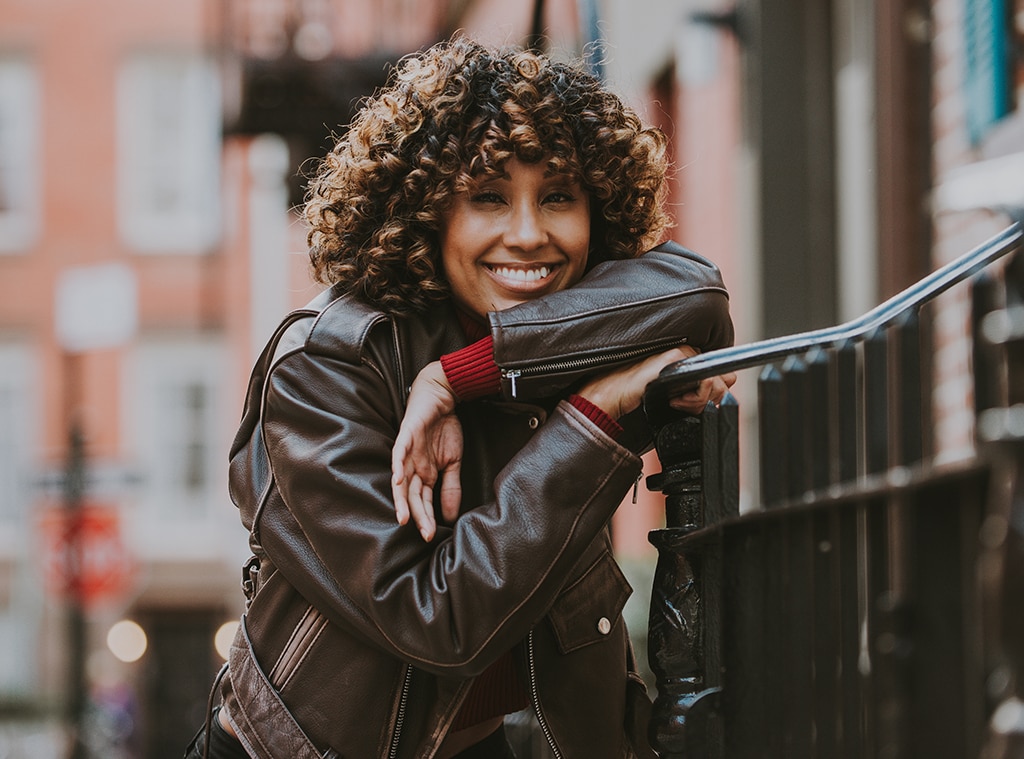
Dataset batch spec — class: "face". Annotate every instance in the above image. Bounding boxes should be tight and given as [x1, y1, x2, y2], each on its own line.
[440, 158, 591, 320]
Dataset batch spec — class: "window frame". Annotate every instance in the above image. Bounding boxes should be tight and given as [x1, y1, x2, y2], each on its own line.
[123, 336, 229, 527]
[116, 51, 222, 254]
[0, 56, 41, 253]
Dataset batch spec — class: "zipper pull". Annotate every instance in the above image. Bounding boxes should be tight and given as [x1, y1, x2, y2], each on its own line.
[632, 473, 642, 504]
[504, 369, 521, 399]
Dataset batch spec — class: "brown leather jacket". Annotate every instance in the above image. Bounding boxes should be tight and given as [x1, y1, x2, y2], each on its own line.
[217, 242, 733, 758]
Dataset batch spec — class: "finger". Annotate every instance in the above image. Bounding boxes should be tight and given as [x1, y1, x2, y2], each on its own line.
[711, 377, 729, 402]
[669, 372, 735, 413]
[701, 377, 723, 404]
[672, 378, 708, 403]
[393, 477, 410, 526]
[391, 440, 411, 524]
[669, 398, 707, 415]
[669, 382, 711, 415]
[391, 433, 409, 485]
[420, 485, 435, 540]
[439, 460, 463, 523]
[407, 474, 436, 542]
[706, 373, 737, 403]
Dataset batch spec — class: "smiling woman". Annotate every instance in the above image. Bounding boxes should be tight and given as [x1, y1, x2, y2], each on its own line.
[440, 159, 591, 317]
[302, 37, 671, 315]
[185, 35, 735, 759]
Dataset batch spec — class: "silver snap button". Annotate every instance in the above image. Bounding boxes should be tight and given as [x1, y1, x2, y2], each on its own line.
[597, 617, 611, 635]
[528, 416, 540, 430]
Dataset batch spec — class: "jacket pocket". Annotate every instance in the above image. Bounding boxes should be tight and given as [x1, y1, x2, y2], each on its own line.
[228, 615, 338, 758]
[547, 549, 632, 654]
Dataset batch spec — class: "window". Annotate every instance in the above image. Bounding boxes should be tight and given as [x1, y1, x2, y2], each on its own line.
[0, 342, 41, 698]
[1016, 0, 1024, 93]
[117, 53, 221, 252]
[125, 338, 227, 519]
[0, 343, 34, 524]
[964, 0, 1014, 144]
[0, 57, 40, 252]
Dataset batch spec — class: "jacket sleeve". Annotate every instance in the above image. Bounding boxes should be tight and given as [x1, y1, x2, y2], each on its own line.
[254, 341, 643, 677]
[488, 241, 734, 400]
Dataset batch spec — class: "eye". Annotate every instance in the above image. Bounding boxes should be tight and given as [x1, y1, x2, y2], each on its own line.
[544, 188, 579, 204]
[470, 189, 505, 205]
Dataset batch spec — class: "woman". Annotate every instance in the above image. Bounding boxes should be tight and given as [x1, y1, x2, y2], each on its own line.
[187, 36, 734, 759]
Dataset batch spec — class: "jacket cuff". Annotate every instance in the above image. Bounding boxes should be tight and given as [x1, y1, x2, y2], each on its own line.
[440, 336, 502, 401]
[568, 394, 623, 440]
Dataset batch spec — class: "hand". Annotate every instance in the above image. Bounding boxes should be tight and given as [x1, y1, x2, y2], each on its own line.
[391, 361, 464, 541]
[667, 347, 737, 415]
[578, 345, 737, 419]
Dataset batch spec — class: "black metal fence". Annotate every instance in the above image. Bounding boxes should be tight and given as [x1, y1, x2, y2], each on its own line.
[641, 221, 1024, 759]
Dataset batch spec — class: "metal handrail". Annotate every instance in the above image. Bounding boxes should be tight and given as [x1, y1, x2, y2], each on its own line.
[645, 222, 1023, 403]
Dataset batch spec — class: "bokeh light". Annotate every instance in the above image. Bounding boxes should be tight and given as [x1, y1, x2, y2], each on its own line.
[215, 620, 240, 661]
[106, 620, 148, 663]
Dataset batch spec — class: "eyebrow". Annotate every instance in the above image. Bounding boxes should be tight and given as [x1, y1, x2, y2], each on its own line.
[469, 167, 581, 186]
[484, 172, 578, 182]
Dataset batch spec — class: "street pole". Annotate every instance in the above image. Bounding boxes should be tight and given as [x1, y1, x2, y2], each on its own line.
[54, 262, 138, 758]
[62, 352, 88, 759]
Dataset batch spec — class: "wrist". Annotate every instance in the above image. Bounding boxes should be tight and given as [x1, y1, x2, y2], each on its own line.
[569, 394, 623, 439]
[418, 361, 458, 414]
[576, 380, 623, 420]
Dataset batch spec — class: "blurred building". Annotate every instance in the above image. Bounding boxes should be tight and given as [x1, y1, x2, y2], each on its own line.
[0, 0, 608, 755]
[0, 2, 316, 754]
[931, 0, 1024, 458]
[605, 0, 1023, 486]
[0, 0, 1021, 756]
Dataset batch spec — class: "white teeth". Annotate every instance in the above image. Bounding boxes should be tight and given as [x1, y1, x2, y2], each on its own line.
[493, 266, 551, 282]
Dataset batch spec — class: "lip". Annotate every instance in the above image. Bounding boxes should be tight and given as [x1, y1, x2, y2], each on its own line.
[483, 262, 562, 292]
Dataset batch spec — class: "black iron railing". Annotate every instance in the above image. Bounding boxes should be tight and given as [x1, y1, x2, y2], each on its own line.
[641, 221, 1024, 759]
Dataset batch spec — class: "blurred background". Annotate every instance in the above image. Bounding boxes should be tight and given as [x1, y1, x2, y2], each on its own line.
[0, 0, 1021, 756]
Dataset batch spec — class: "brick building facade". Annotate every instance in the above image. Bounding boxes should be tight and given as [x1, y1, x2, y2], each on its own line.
[0, 1, 633, 754]
[1, 0, 1019, 754]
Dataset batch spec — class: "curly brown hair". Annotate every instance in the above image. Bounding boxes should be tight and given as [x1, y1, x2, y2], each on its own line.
[304, 35, 671, 314]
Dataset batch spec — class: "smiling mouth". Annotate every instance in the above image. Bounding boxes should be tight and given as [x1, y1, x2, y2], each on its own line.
[487, 264, 555, 282]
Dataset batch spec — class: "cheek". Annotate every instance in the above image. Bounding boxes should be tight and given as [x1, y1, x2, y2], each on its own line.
[570, 216, 592, 272]
[440, 211, 487, 260]
[438, 224, 467, 277]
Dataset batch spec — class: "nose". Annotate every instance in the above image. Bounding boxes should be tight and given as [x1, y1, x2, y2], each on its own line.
[502, 203, 547, 252]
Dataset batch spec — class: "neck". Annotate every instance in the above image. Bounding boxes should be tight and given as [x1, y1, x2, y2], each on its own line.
[455, 308, 489, 341]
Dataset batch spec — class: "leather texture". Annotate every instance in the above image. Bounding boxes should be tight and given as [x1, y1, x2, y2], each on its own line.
[218, 244, 733, 758]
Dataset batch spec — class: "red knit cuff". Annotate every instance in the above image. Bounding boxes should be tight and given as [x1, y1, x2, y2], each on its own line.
[569, 394, 623, 440]
[451, 649, 528, 730]
[440, 336, 501, 401]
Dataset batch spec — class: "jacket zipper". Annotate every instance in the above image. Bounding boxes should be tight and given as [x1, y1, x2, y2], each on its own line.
[387, 665, 413, 759]
[527, 631, 563, 759]
[502, 337, 686, 399]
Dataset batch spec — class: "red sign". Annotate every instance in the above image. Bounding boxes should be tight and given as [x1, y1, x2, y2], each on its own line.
[39, 503, 137, 607]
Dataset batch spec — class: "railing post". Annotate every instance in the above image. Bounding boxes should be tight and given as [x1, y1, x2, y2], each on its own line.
[640, 223, 1022, 758]
[645, 397, 737, 757]
[758, 364, 785, 507]
[894, 310, 927, 466]
[978, 249, 1024, 759]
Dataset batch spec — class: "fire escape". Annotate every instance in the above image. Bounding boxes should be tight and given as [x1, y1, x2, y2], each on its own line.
[216, 0, 455, 206]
